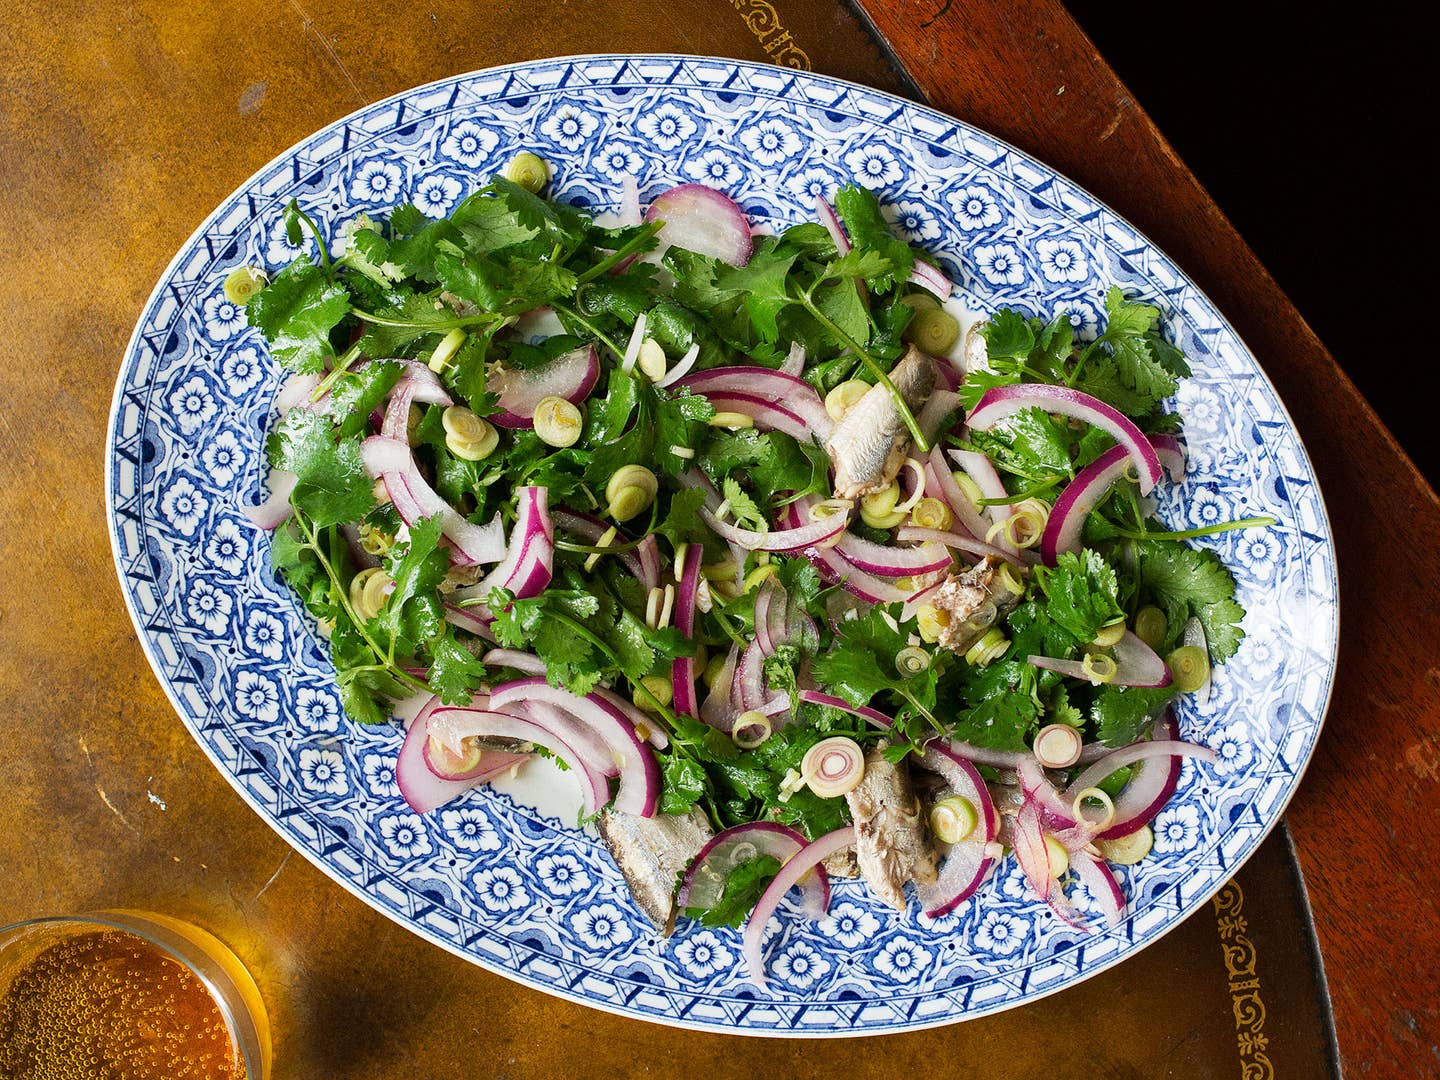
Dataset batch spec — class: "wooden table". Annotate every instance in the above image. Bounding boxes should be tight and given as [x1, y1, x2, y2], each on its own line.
[1, 1, 1434, 1075]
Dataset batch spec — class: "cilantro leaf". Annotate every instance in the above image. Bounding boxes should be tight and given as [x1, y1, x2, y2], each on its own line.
[834, 186, 913, 292]
[427, 630, 489, 705]
[811, 606, 908, 708]
[326, 361, 402, 438]
[375, 516, 448, 653]
[247, 256, 350, 373]
[1037, 550, 1124, 643]
[266, 410, 375, 527]
[1135, 539, 1248, 660]
[655, 487, 713, 548]
[684, 854, 780, 928]
[660, 755, 708, 815]
[652, 387, 715, 475]
[1092, 685, 1176, 746]
[721, 478, 766, 532]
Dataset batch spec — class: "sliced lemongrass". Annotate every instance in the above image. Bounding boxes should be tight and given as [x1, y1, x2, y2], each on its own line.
[1033, 723, 1083, 769]
[930, 795, 977, 844]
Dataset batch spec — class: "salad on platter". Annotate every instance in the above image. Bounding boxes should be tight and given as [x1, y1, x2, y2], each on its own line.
[234, 151, 1271, 984]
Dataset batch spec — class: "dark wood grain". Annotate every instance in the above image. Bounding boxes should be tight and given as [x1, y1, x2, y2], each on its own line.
[856, 1, 1440, 1072]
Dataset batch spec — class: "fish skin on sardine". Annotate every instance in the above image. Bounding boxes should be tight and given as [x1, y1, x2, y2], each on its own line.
[845, 742, 938, 910]
[597, 808, 713, 935]
[929, 555, 1023, 655]
[825, 346, 936, 499]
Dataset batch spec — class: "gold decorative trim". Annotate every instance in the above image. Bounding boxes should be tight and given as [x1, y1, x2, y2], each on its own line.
[728, 1, 812, 70]
[1214, 882, 1275, 1080]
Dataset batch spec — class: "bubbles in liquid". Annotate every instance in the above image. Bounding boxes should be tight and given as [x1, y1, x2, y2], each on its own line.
[0, 929, 245, 1079]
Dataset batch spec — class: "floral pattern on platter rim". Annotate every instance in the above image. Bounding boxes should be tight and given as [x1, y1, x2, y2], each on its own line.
[106, 55, 1338, 1036]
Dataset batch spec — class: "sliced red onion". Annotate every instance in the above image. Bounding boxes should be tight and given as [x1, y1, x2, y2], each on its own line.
[618, 175, 642, 228]
[753, 577, 781, 656]
[645, 183, 753, 267]
[700, 644, 740, 733]
[449, 486, 554, 603]
[1028, 630, 1171, 689]
[900, 578, 944, 623]
[634, 534, 661, 595]
[948, 448, 1018, 555]
[673, 367, 832, 437]
[833, 531, 953, 578]
[814, 194, 850, 254]
[909, 259, 953, 300]
[795, 689, 894, 731]
[808, 542, 936, 605]
[514, 698, 617, 779]
[422, 730, 504, 782]
[679, 822, 826, 916]
[590, 688, 670, 751]
[1071, 850, 1125, 928]
[1183, 616, 1213, 705]
[242, 469, 298, 530]
[780, 341, 806, 377]
[701, 392, 811, 441]
[481, 649, 546, 676]
[925, 447, 987, 541]
[656, 342, 701, 388]
[1011, 799, 1054, 902]
[917, 388, 961, 441]
[491, 344, 600, 428]
[948, 741, 1028, 769]
[385, 360, 453, 406]
[1018, 757, 1078, 831]
[360, 436, 506, 565]
[274, 372, 321, 413]
[444, 603, 496, 641]
[552, 509, 649, 585]
[915, 743, 1000, 916]
[1112, 631, 1173, 688]
[1060, 714, 1216, 839]
[743, 826, 853, 987]
[397, 696, 527, 814]
[731, 642, 766, 714]
[381, 376, 419, 443]
[671, 543, 704, 719]
[895, 525, 1031, 566]
[513, 306, 567, 341]
[489, 678, 660, 817]
[1150, 433, 1186, 481]
[700, 504, 847, 555]
[967, 384, 1163, 495]
[1040, 444, 1129, 565]
[429, 705, 607, 816]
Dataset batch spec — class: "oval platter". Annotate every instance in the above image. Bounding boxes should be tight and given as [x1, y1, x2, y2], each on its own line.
[105, 55, 1338, 1035]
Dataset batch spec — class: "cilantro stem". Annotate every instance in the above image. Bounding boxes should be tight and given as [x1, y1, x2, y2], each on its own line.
[978, 476, 1063, 506]
[575, 221, 664, 284]
[287, 200, 331, 274]
[1110, 516, 1277, 542]
[796, 290, 930, 452]
[310, 342, 364, 403]
[296, 513, 433, 697]
[543, 610, 697, 745]
[895, 685, 944, 736]
[555, 536, 647, 556]
[349, 308, 499, 331]
[550, 301, 625, 360]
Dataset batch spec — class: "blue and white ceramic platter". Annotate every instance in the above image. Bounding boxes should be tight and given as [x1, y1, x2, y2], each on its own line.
[106, 56, 1338, 1035]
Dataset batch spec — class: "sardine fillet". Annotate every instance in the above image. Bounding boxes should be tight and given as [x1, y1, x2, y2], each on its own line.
[826, 347, 936, 499]
[598, 808, 713, 935]
[931, 555, 1023, 654]
[845, 744, 938, 910]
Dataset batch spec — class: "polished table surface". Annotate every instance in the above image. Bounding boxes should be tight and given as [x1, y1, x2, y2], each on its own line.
[2, 1, 1435, 1075]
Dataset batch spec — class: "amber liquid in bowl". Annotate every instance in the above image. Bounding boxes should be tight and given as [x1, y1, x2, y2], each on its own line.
[0, 927, 243, 1079]
[0, 913, 268, 1080]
